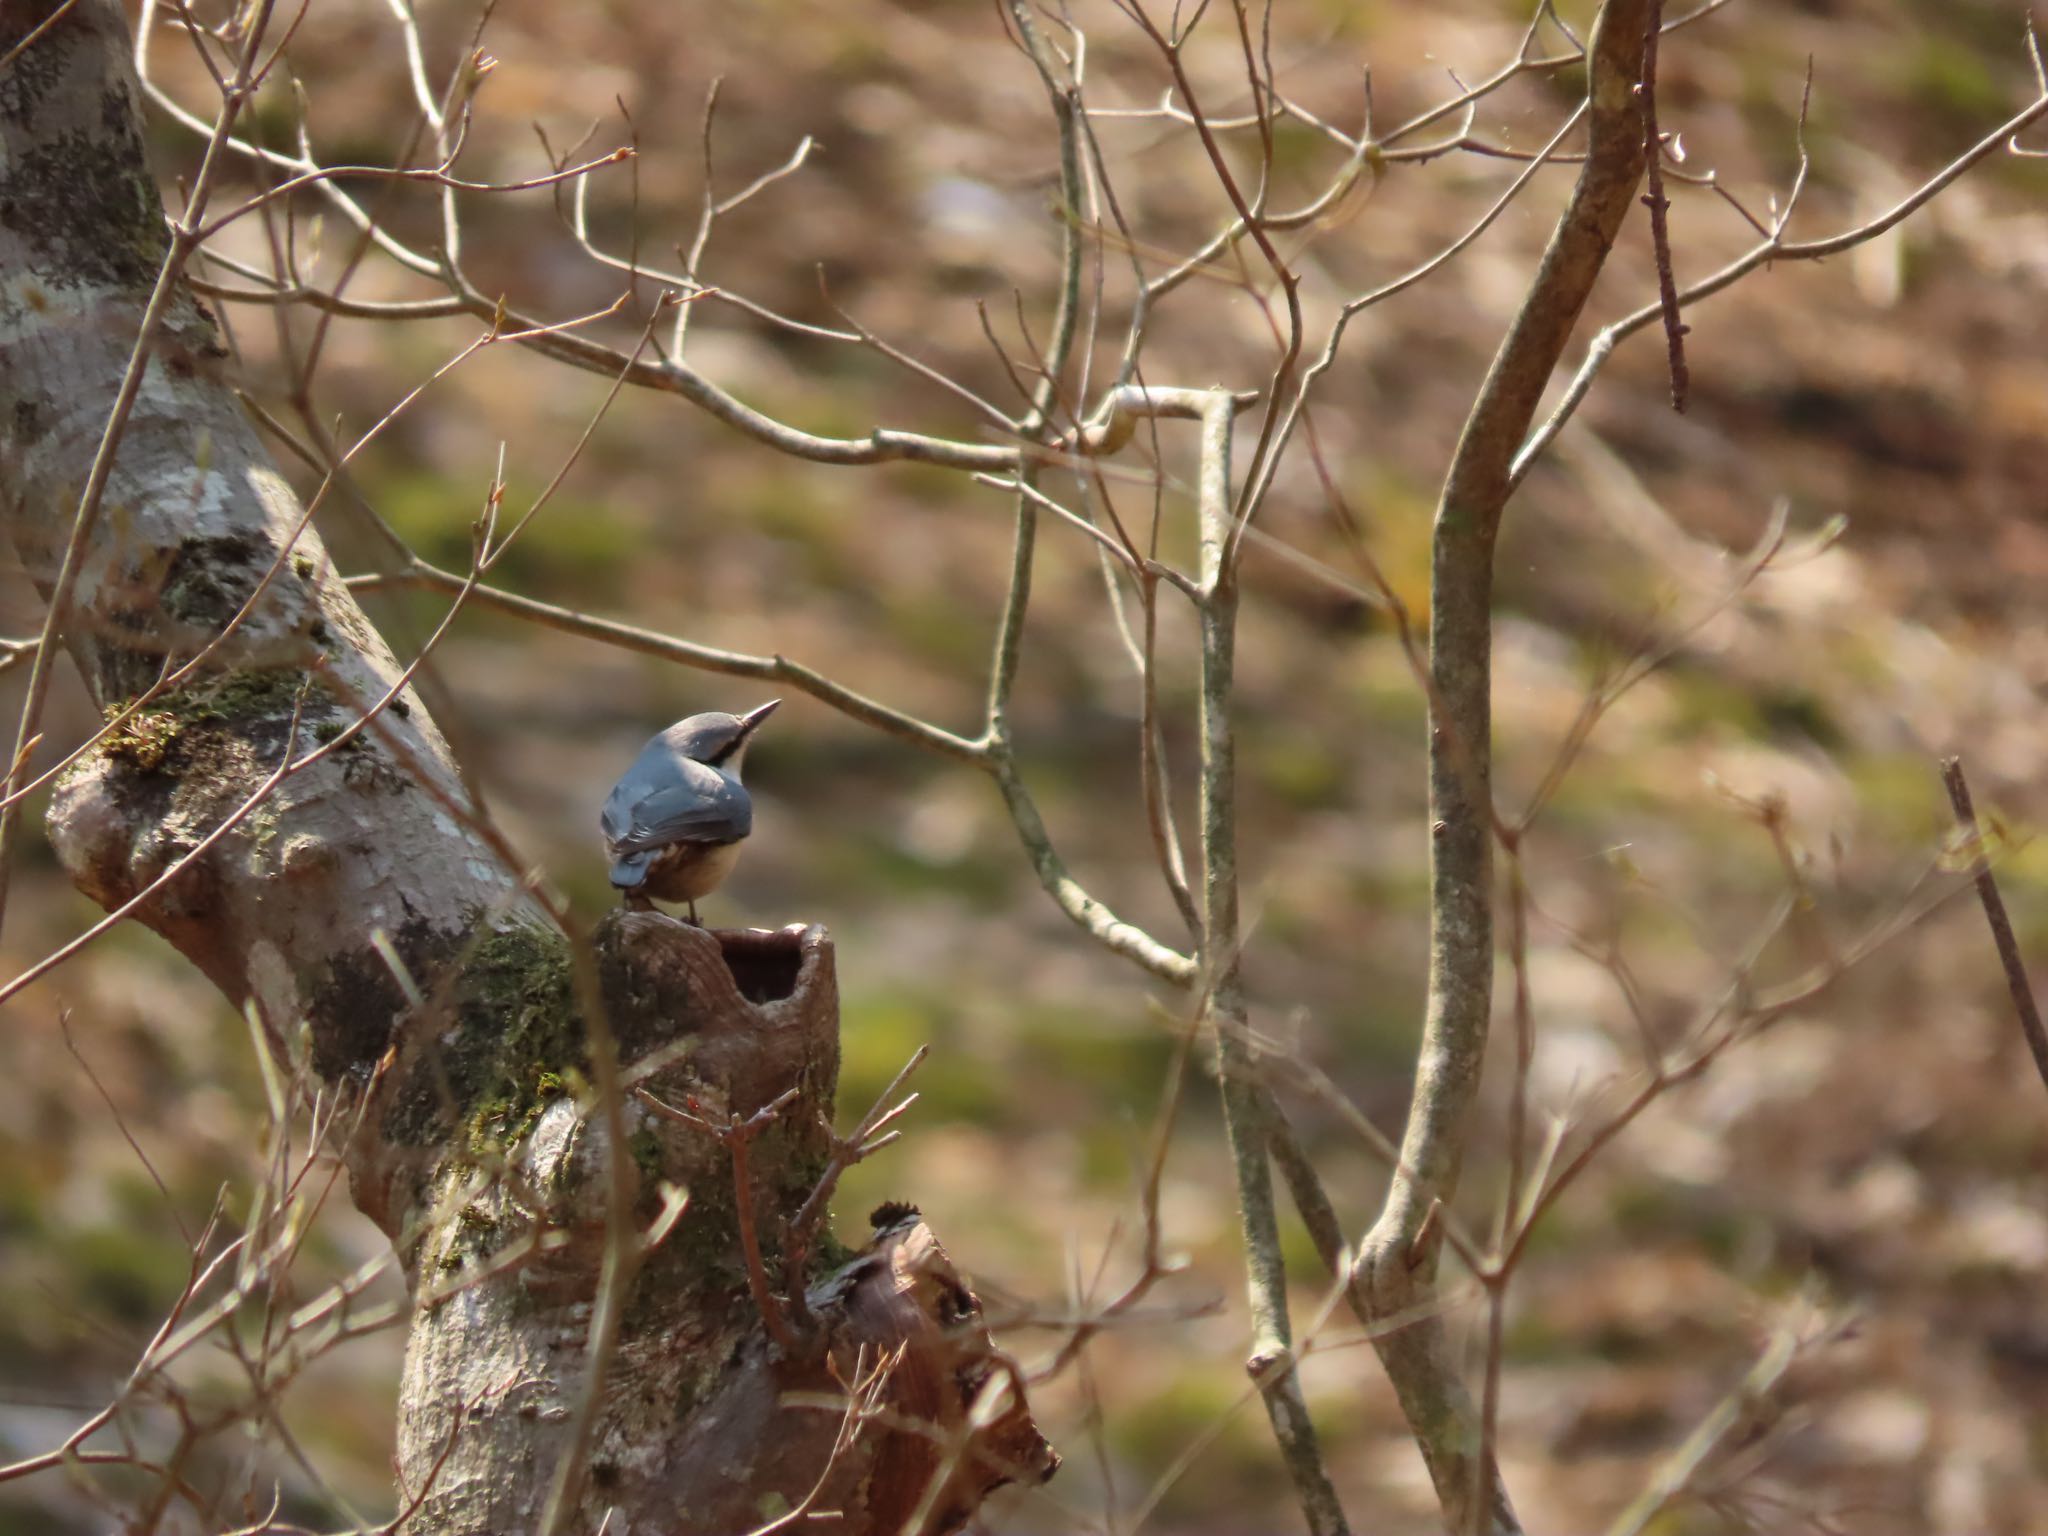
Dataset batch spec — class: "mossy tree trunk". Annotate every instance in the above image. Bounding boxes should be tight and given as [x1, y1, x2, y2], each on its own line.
[0, 5, 1052, 1531]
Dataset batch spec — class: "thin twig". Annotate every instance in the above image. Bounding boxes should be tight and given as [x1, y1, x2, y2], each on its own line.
[1638, 0, 1690, 410]
[0, 0, 79, 71]
[1939, 757, 2048, 1097]
[782, 1047, 928, 1324]
[1511, 80, 2048, 487]
[1602, 1326, 1799, 1536]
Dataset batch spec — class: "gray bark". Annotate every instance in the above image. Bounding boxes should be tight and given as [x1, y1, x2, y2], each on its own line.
[0, 4, 1053, 1530]
[1351, 3, 1654, 1532]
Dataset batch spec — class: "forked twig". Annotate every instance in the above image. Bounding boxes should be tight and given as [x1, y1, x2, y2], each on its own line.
[782, 1046, 929, 1325]
[638, 1086, 803, 1353]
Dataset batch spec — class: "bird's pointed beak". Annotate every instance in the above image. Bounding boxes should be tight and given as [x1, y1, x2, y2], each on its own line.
[736, 698, 781, 740]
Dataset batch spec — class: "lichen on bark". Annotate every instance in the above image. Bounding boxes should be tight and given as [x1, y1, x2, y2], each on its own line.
[0, 0, 165, 294]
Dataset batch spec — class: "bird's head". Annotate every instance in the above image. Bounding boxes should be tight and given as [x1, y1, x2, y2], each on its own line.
[662, 698, 780, 775]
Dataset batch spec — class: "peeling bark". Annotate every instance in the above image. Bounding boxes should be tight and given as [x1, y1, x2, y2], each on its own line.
[0, 6, 1053, 1530]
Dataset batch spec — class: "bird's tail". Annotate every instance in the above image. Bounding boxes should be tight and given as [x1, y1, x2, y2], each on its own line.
[609, 850, 654, 889]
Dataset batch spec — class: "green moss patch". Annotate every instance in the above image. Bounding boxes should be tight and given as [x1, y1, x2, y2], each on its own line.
[95, 667, 327, 780]
[366, 919, 586, 1154]
[99, 705, 181, 772]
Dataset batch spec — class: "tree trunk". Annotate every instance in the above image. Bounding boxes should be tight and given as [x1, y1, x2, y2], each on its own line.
[0, 4, 1054, 1530]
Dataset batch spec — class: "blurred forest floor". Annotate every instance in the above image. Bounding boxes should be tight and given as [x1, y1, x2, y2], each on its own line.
[8, 1, 2048, 1532]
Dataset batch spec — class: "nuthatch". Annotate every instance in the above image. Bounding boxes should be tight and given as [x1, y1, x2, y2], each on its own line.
[601, 700, 779, 921]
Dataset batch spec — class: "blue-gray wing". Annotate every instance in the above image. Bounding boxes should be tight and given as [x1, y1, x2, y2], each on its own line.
[602, 754, 752, 856]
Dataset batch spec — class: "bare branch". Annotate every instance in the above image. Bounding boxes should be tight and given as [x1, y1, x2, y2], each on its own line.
[1349, 4, 1658, 1530]
[1512, 77, 2048, 486]
[1940, 757, 2048, 1098]
[1185, 386, 1349, 1536]
[1637, 0, 1690, 410]
[347, 563, 990, 765]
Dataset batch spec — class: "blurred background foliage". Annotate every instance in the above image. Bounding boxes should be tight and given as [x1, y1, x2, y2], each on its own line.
[7, 0, 2048, 1531]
